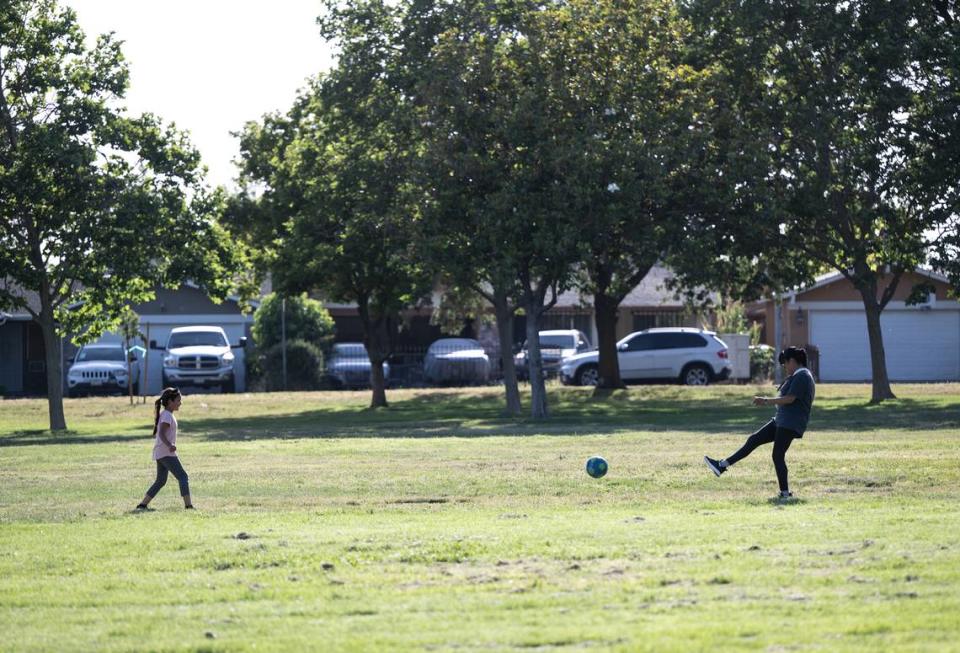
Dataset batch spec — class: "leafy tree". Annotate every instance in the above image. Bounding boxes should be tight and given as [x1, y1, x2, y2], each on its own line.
[684, 0, 960, 402]
[252, 292, 335, 353]
[412, 0, 586, 418]
[0, 1, 252, 429]
[236, 0, 432, 409]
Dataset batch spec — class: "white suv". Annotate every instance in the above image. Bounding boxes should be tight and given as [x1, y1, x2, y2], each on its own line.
[153, 326, 246, 392]
[560, 328, 731, 386]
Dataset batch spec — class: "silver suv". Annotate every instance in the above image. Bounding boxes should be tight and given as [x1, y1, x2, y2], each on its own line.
[560, 328, 731, 386]
[153, 326, 246, 392]
[66, 343, 141, 397]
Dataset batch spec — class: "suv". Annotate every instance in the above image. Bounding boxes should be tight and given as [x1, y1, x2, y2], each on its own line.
[152, 326, 246, 392]
[66, 342, 141, 397]
[515, 329, 592, 379]
[560, 328, 731, 386]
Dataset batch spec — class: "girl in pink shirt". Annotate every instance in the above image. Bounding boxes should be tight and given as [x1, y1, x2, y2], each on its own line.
[136, 387, 193, 510]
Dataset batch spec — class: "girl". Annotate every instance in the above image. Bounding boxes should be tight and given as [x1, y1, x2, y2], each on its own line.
[136, 387, 193, 510]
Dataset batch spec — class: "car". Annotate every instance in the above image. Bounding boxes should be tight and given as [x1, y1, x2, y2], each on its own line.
[423, 337, 490, 385]
[67, 342, 141, 397]
[559, 327, 732, 386]
[326, 342, 390, 389]
[514, 329, 592, 379]
[152, 326, 246, 392]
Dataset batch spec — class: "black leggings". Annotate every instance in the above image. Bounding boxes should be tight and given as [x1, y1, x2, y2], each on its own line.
[146, 456, 190, 498]
[726, 419, 799, 493]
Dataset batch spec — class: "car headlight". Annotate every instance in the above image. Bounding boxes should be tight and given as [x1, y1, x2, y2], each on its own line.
[163, 355, 177, 367]
[221, 352, 235, 366]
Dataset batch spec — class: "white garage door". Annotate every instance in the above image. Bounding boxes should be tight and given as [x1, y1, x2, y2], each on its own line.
[811, 310, 960, 381]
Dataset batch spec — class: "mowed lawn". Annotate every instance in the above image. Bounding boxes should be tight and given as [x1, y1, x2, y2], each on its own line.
[1, 384, 959, 652]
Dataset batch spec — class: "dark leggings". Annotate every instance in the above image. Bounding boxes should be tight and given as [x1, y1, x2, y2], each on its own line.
[145, 456, 190, 498]
[726, 419, 799, 493]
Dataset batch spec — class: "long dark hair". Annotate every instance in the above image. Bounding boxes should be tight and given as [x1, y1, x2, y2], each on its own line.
[153, 387, 181, 435]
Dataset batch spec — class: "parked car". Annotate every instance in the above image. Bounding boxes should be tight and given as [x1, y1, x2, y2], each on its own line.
[152, 326, 246, 392]
[66, 342, 140, 397]
[326, 342, 390, 389]
[515, 329, 592, 379]
[423, 338, 490, 385]
[559, 328, 731, 386]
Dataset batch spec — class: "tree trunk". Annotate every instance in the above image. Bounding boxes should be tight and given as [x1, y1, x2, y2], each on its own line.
[858, 288, 896, 403]
[39, 312, 67, 431]
[492, 289, 521, 416]
[361, 307, 392, 409]
[594, 292, 625, 390]
[524, 300, 549, 419]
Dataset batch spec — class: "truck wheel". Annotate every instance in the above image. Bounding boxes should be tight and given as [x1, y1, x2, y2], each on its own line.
[223, 377, 236, 393]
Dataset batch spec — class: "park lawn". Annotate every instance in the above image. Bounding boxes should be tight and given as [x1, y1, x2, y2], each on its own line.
[1, 383, 959, 652]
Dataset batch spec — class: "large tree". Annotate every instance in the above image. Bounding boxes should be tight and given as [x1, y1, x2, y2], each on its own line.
[0, 1, 251, 430]
[686, 0, 960, 402]
[411, 0, 584, 418]
[235, 0, 432, 409]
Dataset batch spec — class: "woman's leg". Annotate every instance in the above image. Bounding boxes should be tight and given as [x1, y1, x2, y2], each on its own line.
[772, 428, 798, 493]
[725, 420, 778, 467]
[160, 457, 192, 507]
[140, 461, 169, 506]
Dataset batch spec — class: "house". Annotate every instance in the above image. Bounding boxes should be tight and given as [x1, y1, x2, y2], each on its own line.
[748, 268, 960, 382]
[0, 285, 254, 397]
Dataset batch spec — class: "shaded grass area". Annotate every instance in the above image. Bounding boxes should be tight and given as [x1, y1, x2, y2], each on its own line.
[1, 384, 959, 651]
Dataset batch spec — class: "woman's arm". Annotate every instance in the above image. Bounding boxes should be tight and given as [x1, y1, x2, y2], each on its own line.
[753, 395, 796, 406]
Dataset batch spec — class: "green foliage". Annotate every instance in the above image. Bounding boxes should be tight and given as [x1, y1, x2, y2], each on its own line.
[260, 339, 325, 391]
[252, 293, 335, 354]
[750, 345, 775, 382]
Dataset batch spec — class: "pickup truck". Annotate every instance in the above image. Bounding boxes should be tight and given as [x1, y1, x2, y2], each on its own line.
[152, 326, 246, 392]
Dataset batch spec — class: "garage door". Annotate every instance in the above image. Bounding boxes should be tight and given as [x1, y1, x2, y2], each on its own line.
[810, 310, 960, 381]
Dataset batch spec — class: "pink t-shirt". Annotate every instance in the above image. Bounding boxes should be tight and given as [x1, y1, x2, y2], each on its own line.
[152, 409, 178, 460]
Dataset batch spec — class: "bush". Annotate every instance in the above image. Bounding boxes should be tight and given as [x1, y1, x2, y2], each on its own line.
[261, 339, 325, 391]
[750, 345, 775, 382]
[252, 293, 335, 353]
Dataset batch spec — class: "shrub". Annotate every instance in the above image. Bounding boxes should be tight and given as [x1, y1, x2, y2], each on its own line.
[252, 293, 335, 353]
[261, 339, 325, 391]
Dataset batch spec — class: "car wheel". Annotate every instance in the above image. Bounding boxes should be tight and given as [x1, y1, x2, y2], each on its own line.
[132, 381, 140, 395]
[223, 376, 236, 393]
[576, 364, 600, 386]
[681, 364, 712, 386]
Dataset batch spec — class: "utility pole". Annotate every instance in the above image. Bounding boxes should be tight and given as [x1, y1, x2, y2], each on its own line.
[281, 296, 288, 391]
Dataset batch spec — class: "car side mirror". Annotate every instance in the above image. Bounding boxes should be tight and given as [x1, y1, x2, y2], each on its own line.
[618, 343, 628, 351]
[67, 357, 74, 365]
[232, 336, 247, 349]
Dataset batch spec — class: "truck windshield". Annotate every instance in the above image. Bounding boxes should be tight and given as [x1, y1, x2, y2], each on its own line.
[167, 332, 227, 348]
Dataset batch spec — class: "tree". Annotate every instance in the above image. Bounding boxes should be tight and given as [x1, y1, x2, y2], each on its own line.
[252, 293, 335, 353]
[236, 0, 432, 409]
[685, 0, 960, 402]
[541, 0, 711, 391]
[0, 1, 252, 430]
[412, 0, 586, 418]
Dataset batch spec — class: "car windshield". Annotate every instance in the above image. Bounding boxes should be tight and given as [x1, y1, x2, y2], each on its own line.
[430, 339, 483, 353]
[77, 347, 125, 362]
[537, 335, 576, 349]
[333, 344, 368, 357]
[167, 332, 227, 348]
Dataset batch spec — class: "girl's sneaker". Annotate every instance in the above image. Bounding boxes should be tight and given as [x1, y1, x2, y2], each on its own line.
[704, 456, 726, 477]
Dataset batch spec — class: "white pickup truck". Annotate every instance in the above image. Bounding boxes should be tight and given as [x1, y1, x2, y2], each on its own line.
[152, 326, 246, 392]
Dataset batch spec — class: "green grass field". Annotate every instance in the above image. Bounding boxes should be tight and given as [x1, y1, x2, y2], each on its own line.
[2, 383, 959, 652]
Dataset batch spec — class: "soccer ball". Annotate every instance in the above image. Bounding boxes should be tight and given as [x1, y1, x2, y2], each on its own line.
[585, 456, 608, 478]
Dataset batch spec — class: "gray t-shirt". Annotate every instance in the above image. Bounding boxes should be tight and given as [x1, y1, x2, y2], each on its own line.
[774, 367, 815, 436]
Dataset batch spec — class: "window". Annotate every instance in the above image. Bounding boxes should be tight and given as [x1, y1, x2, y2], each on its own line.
[77, 347, 125, 362]
[167, 332, 227, 348]
[622, 334, 653, 352]
[645, 332, 707, 350]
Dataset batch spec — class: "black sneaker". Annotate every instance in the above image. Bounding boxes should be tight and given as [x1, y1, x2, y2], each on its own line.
[135, 504, 153, 511]
[704, 456, 725, 477]
[778, 491, 793, 500]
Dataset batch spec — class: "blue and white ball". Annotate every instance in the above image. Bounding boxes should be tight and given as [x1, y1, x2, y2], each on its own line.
[585, 456, 608, 478]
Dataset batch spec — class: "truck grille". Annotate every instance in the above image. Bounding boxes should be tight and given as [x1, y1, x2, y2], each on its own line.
[178, 356, 219, 370]
[80, 370, 114, 379]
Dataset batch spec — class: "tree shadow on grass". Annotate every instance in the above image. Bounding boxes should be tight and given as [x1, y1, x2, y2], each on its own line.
[1, 391, 956, 447]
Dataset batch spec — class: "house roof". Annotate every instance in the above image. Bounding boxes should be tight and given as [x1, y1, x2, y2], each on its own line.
[553, 265, 704, 310]
[784, 266, 950, 300]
